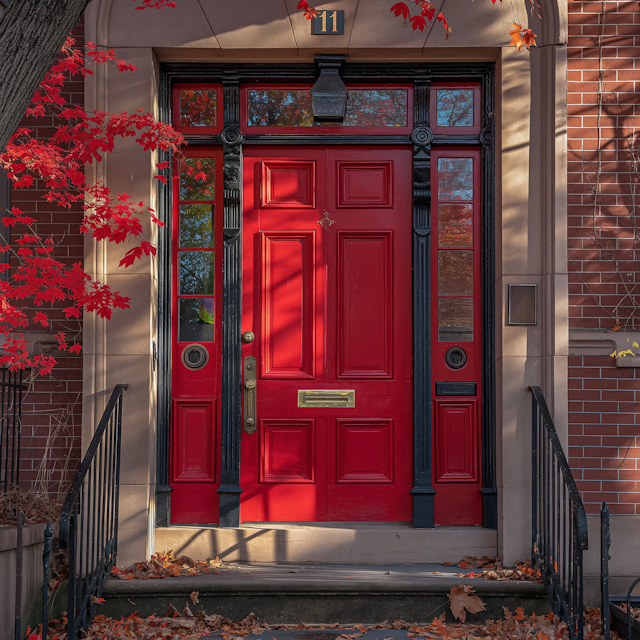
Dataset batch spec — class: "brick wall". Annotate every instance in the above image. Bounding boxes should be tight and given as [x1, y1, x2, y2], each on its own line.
[13, 20, 85, 498]
[567, 0, 640, 514]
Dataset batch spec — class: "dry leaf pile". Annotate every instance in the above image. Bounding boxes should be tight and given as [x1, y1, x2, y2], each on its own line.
[618, 602, 640, 620]
[0, 487, 62, 526]
[443, 557, 543, 583]
[111, 551, 232, 580]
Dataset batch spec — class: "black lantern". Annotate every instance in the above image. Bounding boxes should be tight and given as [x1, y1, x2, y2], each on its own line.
[310, 55, 347, 123]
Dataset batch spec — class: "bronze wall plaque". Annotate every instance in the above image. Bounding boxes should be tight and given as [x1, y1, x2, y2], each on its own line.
[297, 389, 355, 408]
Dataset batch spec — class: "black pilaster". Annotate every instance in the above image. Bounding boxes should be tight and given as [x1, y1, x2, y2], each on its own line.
[480, 68, 497, 529]
[218, 72, 243, 527]
[155, 69, 172, 527]
[410, 78, 436, 528]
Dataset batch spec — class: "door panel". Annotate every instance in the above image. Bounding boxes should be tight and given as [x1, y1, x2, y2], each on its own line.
[337, 232, 393, 379]
[261, 231, 316, 379]
[241, 147, 412, 522]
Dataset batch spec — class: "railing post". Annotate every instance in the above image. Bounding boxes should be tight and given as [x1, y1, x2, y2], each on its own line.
[532, 393, 538, 561]
[601, 503, 610, 640]
[42, 522, 53, 640]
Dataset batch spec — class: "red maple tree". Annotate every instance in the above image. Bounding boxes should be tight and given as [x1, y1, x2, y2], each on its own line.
[0, 19, 183, 374]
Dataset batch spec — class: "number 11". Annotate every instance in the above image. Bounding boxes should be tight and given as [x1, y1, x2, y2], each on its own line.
[321, 10, 338, 32]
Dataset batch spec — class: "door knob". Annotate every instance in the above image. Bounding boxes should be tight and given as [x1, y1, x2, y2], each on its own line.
[242, 331, 255, 343]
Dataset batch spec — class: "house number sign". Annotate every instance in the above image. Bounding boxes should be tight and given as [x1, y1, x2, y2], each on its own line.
[312, 10, 345, 35]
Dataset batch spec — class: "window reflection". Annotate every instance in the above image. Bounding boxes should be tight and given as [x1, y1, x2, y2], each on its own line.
[179, 90, 217, 128]
[180, 204, 214, 249]
[438, 298, 473, 342]
[180, 158, 215, 201]
[438, 204, 473, 247]
[247, 89, 408, 127]
[438, 158, 473, 201]
[436, 89, 474, 127]
[438, 250, 473, 296]
[179, 298, 215, 342]
[179, 251, 215, 295]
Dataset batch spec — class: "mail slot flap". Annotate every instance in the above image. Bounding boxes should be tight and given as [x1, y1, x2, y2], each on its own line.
[298, 389, 355, 408]
[435, 381, 477, 396]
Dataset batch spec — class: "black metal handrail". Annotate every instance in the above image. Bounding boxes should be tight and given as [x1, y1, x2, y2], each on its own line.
[59, 384, 127, 639]
[0, 368, 23, 492]
[530, 386, 588, 640]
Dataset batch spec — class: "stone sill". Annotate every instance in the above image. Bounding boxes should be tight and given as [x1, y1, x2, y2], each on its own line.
[569, 329, 640, 367]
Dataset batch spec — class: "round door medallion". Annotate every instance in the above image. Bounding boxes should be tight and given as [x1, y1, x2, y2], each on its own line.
[181, 344, 209, 370]
[445, 346, 467, 370]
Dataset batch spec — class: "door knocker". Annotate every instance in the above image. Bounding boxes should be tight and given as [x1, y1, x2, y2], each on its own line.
[318, 210, 335, 230]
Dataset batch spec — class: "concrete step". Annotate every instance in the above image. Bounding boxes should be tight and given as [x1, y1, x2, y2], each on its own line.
[155, 523, 498, 564]
[101, 562, 549, 624]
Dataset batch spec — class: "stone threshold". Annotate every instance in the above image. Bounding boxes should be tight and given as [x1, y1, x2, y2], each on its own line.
[155, 523, 498, 564]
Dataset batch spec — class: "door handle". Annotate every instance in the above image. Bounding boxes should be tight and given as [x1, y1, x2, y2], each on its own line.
[243, 356, 257, 434]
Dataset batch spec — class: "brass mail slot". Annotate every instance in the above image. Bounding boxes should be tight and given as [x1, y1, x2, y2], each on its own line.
[297, 389, 355, 408]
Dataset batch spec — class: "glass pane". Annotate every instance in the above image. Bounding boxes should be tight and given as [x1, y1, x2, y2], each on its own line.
[179, 251, 215, 295]
[180, 158, 215, 201]
[438, 297, 473, 342]
[179, 298, 215, 342]
[180, 204, 214, 249]
[438, 250, 473, 295]
[247, 89, 408, 127]
[179, 89, 217, 128]
[438, 204, 473, 247]
[438, 158, 473, 201]
[343, 90, 408, 127]
[436, 89, 474, 127]
[248, 90, 314, 127]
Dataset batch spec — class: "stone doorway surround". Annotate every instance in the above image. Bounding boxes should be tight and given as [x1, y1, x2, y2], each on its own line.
[82, 0, 569, 567]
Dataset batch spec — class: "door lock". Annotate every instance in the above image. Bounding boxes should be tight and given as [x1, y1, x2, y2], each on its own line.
[243, 355, 257, 434]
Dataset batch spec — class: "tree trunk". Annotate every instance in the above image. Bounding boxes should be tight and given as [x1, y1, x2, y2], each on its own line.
[0, 0, 91, 152]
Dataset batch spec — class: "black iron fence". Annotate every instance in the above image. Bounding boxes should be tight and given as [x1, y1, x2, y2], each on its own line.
[530, 386, 589, 640]
[0, 368, 23, 492]
[58, 384, 127, 639]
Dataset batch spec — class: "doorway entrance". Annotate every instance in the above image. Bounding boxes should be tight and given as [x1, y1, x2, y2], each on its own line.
[162, 67, 496, 530]
[240, 147, 413, 522]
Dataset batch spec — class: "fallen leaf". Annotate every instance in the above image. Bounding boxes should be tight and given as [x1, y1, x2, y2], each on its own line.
[190, 590, 200, 604]
[514, 606, 526, 621]
[448, 585, 486, 622]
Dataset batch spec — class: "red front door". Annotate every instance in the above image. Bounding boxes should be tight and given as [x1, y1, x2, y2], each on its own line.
[240, 147, 413, 522]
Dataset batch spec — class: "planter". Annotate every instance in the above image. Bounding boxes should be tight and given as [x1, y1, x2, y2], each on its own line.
[0, 523, 47, 640]
[610, 597, 640, 640]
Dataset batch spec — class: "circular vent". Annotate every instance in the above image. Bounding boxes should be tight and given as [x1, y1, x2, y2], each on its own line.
[181, 344, 209, 370]
[445, 346, 467, 370]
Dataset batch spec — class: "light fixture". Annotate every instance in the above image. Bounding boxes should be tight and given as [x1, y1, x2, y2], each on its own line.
[310, 55, 347, 123]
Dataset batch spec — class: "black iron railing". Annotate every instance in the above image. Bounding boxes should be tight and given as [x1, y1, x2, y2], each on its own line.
[58, 384, 127, 639]
[0, 368, 23, 492]
[530, 386, 588, 640]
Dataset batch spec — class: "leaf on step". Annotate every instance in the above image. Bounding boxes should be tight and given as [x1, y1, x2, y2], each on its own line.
[183, 603, 194, 617]
[190, 590, 199, 605]
[503, 607, 513, 620]
[514, 606, 526, 621]
[448, 585, 486, 623]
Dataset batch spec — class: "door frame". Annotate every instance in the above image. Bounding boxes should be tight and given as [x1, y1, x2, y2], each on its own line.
[156, 59, 496, 529]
